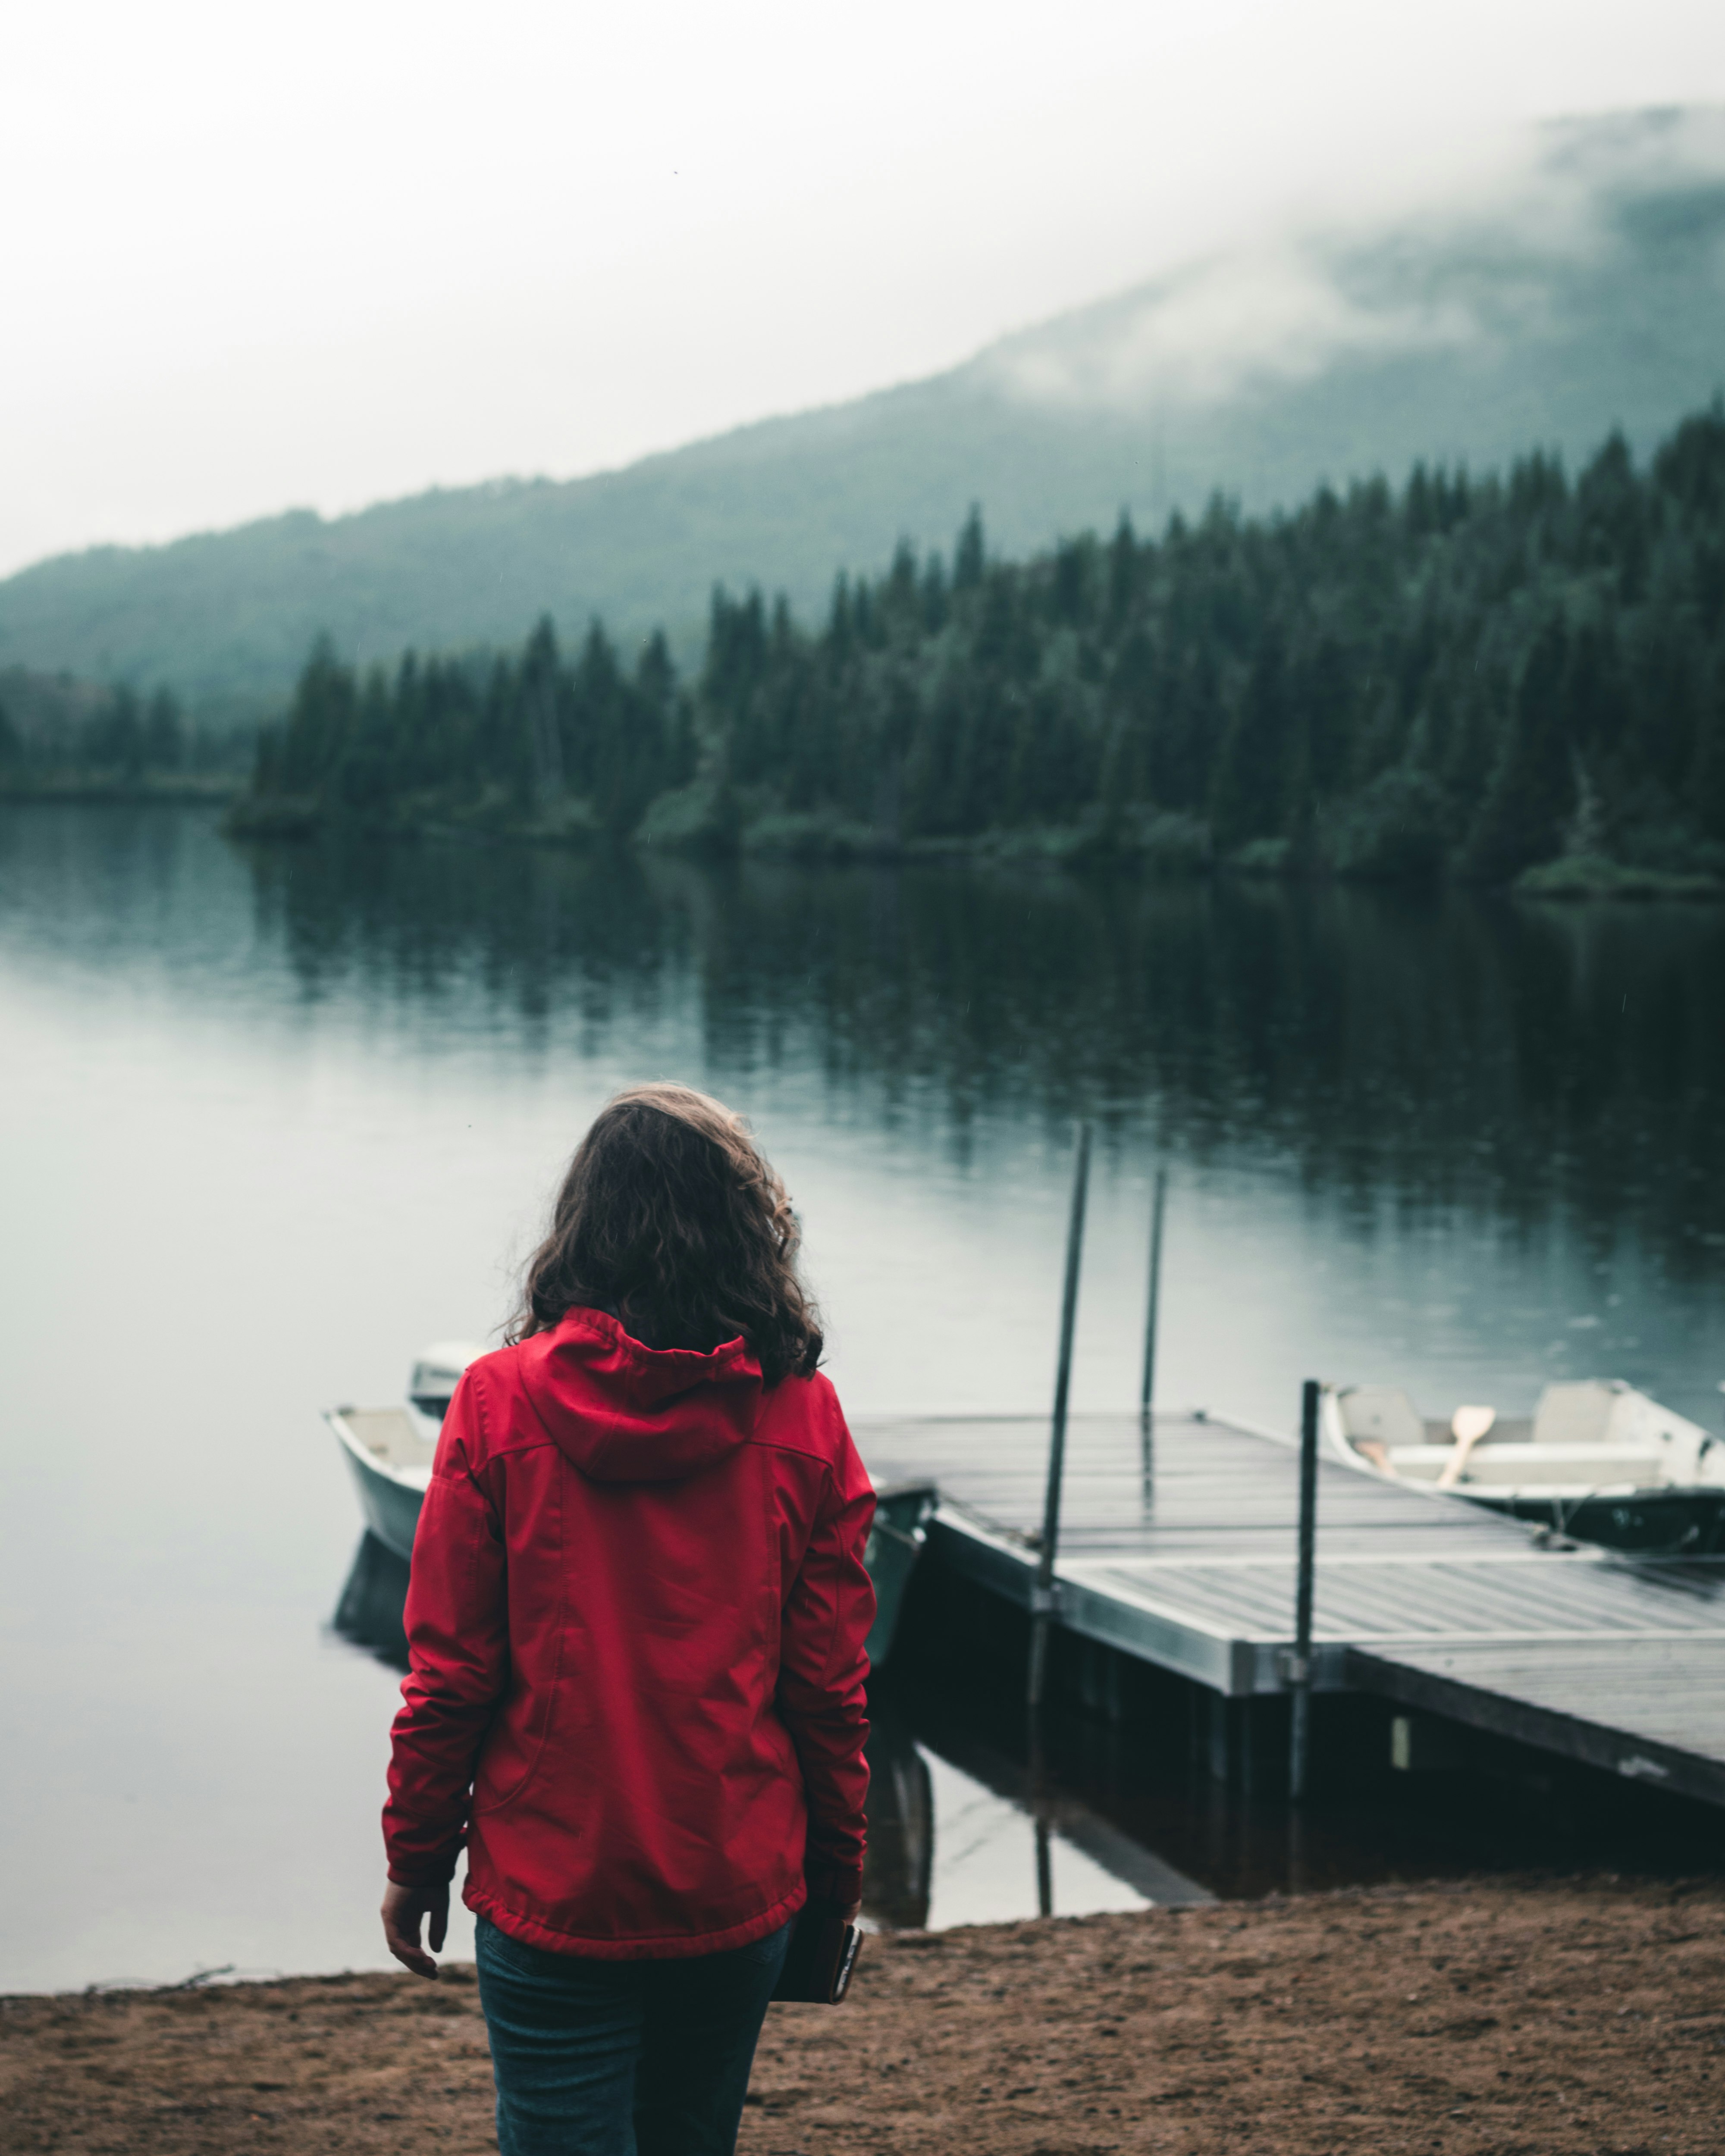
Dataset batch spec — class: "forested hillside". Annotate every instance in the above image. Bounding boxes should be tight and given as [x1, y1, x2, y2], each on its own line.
[235, 401, 1725, 889]
[5, 110, 1725, 715]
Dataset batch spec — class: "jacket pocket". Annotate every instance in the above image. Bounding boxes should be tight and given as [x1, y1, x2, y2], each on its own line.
[470, 1661, 560, 1819]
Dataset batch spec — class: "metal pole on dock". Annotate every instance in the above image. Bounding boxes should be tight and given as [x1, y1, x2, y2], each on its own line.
[1139, 1167, 1167, 1427]
[1028, 1712, 1054, 1916]
[1288, 1378, 1320, 1802]
[1028, 1120, 1093, 1710]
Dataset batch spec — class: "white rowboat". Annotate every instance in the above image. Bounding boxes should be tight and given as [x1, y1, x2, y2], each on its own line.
[1324, 1378, 1725, 1553]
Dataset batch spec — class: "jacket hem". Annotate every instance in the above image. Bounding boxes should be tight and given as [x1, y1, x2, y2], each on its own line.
[464, 1876, 809, 1961]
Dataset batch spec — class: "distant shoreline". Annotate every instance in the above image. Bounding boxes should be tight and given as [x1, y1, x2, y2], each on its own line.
[5, 789, 1718, 901]
[0, 774, 241, 807]
[220, 790, 1725, 901]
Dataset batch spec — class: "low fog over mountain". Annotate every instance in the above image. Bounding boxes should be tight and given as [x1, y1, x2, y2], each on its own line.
[3, 106, 1723, 714]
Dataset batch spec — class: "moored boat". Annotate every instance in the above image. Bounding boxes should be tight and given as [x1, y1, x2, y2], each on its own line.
[328, 1345, 935, 1664]
[328, 1400, 442, 1563]
[1323, 1378, 1725, 1553]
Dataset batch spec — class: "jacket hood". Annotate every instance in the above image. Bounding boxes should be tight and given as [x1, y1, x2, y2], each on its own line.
[519, 1306, 764, 1483]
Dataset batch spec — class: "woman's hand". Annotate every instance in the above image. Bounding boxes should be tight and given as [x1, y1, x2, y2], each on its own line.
[381, 1880, 448, 1980]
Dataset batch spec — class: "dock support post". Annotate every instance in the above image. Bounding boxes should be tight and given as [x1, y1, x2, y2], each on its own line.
[1140, 1167, 1167, 1493]
[1028, 1120, 1092, 1711]
[1205, 1693, 1231, 1783]
[1028, 1714, 1055, 1916]
[1289, 1377, 1320, 1802]
[1139, 1168, 1167, 1432]
[1239, 1697, 1259, 1798]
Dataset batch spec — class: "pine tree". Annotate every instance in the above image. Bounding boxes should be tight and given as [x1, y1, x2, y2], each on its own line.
[1465, 617, 1574, 878]
[144, 689, 184, 770]
[279, 636, 357, 794]
[1210, 628, 1292, 849]
[335, 667, 395, 812]
[953, 506, 985, 592]
[1689, 666, 1725, 843]
[1106, 512, 1139, 627]
[636, 631, 697, 802]
[920, 553, 949, 634]
[521, 616, 564, 805]
[88, 685, 146, 777]
[1050, 535, 1096, 627]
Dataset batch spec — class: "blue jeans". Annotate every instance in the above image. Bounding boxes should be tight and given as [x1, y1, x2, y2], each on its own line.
[474, 1914, 792, 2156]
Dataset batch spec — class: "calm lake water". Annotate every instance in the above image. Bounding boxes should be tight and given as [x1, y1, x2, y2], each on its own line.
[5, 805, 1725, 1992]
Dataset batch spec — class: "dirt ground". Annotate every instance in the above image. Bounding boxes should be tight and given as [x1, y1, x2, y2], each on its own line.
[4, 1877, 1722, 2155]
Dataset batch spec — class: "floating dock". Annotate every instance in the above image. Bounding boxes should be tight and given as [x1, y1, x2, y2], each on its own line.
[854, 1410, 1725, 1810]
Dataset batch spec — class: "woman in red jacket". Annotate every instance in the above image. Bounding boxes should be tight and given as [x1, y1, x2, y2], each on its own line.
[380, 1082, 875, 2155]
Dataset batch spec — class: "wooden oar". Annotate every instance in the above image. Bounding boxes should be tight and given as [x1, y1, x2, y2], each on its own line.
[1437, 1404, 1496, 1489]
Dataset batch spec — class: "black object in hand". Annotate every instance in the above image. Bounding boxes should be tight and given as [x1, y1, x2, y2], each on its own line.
[772, 1899, 863, 2005]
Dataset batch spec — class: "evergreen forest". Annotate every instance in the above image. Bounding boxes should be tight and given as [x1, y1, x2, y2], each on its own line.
[234, 400, 1725, 889]
[0, 670, 244, 788]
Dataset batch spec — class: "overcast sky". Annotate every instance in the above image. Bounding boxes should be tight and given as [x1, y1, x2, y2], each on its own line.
[4, 0, 1724, 578]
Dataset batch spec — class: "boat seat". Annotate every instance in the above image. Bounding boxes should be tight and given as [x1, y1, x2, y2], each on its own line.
[1383, 1441, 1668, 1488]
[1339, 1386, 1427, 1451]
[1531, 1381, 1624, 1445]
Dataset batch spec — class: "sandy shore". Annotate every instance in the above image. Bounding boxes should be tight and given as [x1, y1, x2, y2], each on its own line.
[5, 1877, 1722, 2154]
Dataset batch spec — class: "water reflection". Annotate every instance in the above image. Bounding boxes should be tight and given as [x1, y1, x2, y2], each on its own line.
[237, 834, 1725, 1263]
[859, 1697, 934, 1930]
[331, 1532, 411, 1668]
[8, 809, 1725, 1271]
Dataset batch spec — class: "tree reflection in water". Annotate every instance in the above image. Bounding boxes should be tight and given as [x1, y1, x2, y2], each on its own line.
[252, 839, 1725, 1275]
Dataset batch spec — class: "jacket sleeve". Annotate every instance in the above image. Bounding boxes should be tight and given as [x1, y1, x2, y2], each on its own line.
[775, 1415, 876, 1908]
[382, 1373, 509, 1889]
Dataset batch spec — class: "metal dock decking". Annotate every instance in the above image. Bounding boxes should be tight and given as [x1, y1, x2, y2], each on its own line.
[854, 1410, 1725, 1808]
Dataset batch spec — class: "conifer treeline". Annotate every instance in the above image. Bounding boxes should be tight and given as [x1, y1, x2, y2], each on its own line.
[243, 401, 1725, 881]
[253, 621, 694, 837]
[0, 681, 192, 777]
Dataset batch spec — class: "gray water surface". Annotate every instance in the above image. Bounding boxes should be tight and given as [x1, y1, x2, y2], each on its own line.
[4, 807, 1724, 1991]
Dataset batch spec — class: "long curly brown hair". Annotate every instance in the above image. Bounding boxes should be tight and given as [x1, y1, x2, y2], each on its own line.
[507, 1082, 824, 1385]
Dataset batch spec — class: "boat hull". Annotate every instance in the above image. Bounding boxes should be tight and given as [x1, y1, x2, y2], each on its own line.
[1470, 1486, 1725, 1555]
[335, 1436, 424, 1564]
[863, 1484, 937, 1667]
[1321, 1381, 1725, 1557]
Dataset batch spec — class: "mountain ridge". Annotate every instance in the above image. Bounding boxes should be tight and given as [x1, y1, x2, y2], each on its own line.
[5, 105, 1725, 717]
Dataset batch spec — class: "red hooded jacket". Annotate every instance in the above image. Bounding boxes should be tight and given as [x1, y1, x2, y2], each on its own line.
[383, 1307, 875, 1959]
